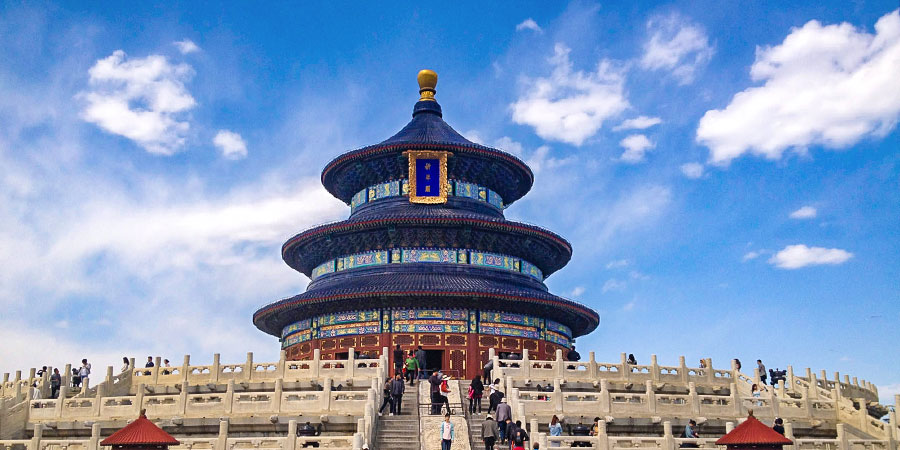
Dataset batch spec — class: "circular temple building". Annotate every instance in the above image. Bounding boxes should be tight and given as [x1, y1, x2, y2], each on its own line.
[253, 70, 600, 378]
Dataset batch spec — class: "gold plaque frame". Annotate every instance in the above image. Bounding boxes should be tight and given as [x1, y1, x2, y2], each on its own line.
[405, 150, 451, 204]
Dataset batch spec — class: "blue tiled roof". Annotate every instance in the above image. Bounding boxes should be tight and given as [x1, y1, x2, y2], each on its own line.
[379, 101, 472, 145]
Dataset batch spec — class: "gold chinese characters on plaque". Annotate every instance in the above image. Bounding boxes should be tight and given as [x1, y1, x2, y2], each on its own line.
[405, 150, 451, 204]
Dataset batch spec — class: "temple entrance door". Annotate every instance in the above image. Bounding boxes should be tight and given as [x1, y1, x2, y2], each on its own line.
[425, 350, 443, 376]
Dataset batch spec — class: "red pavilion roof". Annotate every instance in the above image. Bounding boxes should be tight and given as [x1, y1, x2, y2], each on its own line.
[100, 413, 179, 446]
[716, 415, 792, 446]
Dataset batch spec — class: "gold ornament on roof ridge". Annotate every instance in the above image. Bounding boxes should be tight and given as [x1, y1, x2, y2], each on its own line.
[417, 69, 438, 101]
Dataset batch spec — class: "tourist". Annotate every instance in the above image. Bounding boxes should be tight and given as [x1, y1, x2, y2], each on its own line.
[440, 413, 454, 450]
[71, 368, 81, 388]
[78, 359, 91, 387]
[773, 418, 785, 435]
[393, 344, 403, 376]
[681, 419, 699, 448]
[37, 366, 47, 377]
[503, 418, 514, 446]
[549, 415, 562, 447]
[505, 420, 519, 449]
[49, 368, 61, 399]
[699, 359, 707, 369]
[377, 378, 393, 417]
[626, 354, 637, 365]
[30, 382, 41, 400]
[483, 414, 500, 450]
[390, 373, 405, 415]
[121, 357, 130, 373]
[733, 359, 742, 371]
[757, 359, 767, 385]
[415, 346, 427, 379]
[429, 371, 443, 414]
[589, 417, 601, 436]
[510, 421, 528, 450]
[488, 378, 502, 414]
[567, 346, 580, 362]
[469, 374, 484, 414]
[496, 398, 512, 443]
[751, 383, 764, 406]
[162, 359, 172, 375]
[483, 357, 494, 381]
[405, 352, 419, 386]
[144, 356, 154, 375]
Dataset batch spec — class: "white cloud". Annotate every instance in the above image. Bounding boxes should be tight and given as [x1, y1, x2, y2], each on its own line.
[697, 10, 900, 165]
[606, 259, 630, 269]
[614, 116, 662, 131]
[80, 50, 196, 155]
[743, 251, 761, 261]
[571, 286, 585, 297]
[622, 299, 636, 311]
[516, 18, 543, 33]
[879, 382, 900, 406]
[214, 130, 248, 160]
[174, 39, 201, 55]
[768, 244, 853, 269]
[790, 206, 818, 219]
[640, 14, 713, 84]
[602, 279, 626, 293]
[680, 162, 704, 179]
[619, 134, 654, 163]
[511, 44, 629, 145]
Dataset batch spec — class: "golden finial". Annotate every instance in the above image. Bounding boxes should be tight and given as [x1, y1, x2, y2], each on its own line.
[417, 69, 438, 101]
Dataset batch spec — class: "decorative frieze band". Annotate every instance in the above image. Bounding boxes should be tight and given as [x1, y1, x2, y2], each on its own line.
[311, 247, 543, 281]
[350, 179, 504, 213]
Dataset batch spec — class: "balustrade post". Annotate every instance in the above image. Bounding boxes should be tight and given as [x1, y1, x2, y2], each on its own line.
[352, 432, 364, 450]
[152, 357, 161, 385]
[599, 379, 610, 414]
[688, 382, 699, 416]
[286, 419, 298, 450]
[179, 381, 190, 415]
[348, 347, 356, 379]
[651, 355, 660, 382]
[313, 349, 322, 379]
[129, 357, 135, 372]
[819, 370, 827, 384]
[182, 355, 190, 383]
[530, 418, 540, 449]
[731, 383, 742, 417]
[522, 349, 531, 378]
[278, 350, 287, 378]
[777, 380, 786, 399]
[274, 378, 283, 413]
[621, 353, 629, 382]
[784, 422, 795, 450]
[844, 374, 851, 385]
[135, 383, 145, 416]
[63, 364, 72, 392]
[836, 423, 849, 450]
[546, 378, 560, 412]
[725, 422, 734, 433]
[705, 358, 714, 384]
[322, 377, 333, 411]
[88, 421, 102, 450]
[596, 420, 609, 450]
[245, 352, 254, 381]
[808, 372, 819, 399]
[771, 387, 780, 417]
[786, 366, 795, 390]
[855, 398, 868, 431]
[215, 419, 229, 450]
[105, 365, 114, 387]
[801, 386, 812, 419]
[212, 353, 221, 383]
[539, 432, 548, 450]
[852, 376, 859, 387]
[93, 382, 106, 417]
[30, 422, 42, 450]
[224, 380, 235, 414]
[731, 359, 739, 382]
[555, 349, 564, 378]
[55, 386, 68, 418]
[646, 380, 657, 414]
[588, 352, 598, 379]
[663, 421, 675, 450]
[678, 356, 688, 384]
[753, 367, 761, 386]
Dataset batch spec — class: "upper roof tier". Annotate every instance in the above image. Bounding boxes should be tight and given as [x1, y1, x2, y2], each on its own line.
[321, 71, 534, 206]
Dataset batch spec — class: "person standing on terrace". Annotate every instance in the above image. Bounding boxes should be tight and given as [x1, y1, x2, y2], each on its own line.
[757, 359, 767, 385]
[390, 373, 405, 415]
[121, 357, 130, 373]
[549, 415, 562, 447]
[440, 413, 455, 450]
[78, 359, 91, 387]
[416, 346, 427, 379]
[626, 354, 637, 365]
[50, 368, 61, 399]
[405, 352, 419, 386]
[393, 344, 403, 376]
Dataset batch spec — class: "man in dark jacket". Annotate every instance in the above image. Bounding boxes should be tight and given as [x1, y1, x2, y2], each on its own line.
[390, 373, 406, 415]
[49, 368, 61, 399]
[429, 371, 442, 414]
[393, 345, 403, 376]
[511, 421, 529, 450]
[415, 346, 427, 379]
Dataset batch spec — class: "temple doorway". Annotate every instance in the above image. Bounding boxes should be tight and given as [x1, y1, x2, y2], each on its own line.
[425, 349, 443, 376]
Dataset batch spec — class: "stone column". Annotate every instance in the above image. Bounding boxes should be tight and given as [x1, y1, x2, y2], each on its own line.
[836, 423, 849, 450]
[245, 352, 254, 381]
[663, 421, 674, 450]
[784, 422, 795, 450]
[688, 382, 699, 416]
[522, 349, 531, 378]
[286, 419, 298, 450]
[212, 353, 221, 383]
[678, 356, 688, 384]
[651, 355, 659, 382]
[135, 383, 146, 416]
[278, 350, 287, 378]
[347, 347, 356, 379]
[312, 349, 322, 379]
[725, 422, 734, 433]
[599, 379, 610, 414]
[588, 352, 598, 379]
[179, 381, 190, 415]
[621, 353, 629, 382]
[786, 366, 795, 390]
[30, 423, 43, 450]
[321, 377, 333, 411]
[553, 379, 563, 412]
[596, 420, 609, 450]
[182, 355, 191, 384]
[88, 422, 102, 450]
[274, 379, 283, 413]
[731, 383, 742, 417]
[215, 419, 229, 450]
[646, 380, 657, 414]
[530, 418, 540, 450]
[555, 349, 564, 378]
[224, 380, 235, 414]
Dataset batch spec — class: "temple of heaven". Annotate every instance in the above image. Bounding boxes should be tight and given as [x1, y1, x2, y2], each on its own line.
[253, 70, 600, 378]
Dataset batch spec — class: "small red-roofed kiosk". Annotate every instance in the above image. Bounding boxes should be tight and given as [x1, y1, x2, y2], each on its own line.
[100, 410, 179, 449]
[716, 412, 793, 450]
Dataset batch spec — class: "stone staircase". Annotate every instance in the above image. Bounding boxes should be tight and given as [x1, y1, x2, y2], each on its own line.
[375, 394, 420, 450]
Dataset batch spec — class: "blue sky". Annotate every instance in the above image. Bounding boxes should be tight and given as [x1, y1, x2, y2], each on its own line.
[1, 2, 897, 403]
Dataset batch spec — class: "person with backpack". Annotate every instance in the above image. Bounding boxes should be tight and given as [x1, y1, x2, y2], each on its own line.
[378, 378, 393, 416]
[510, 421, 529, 450]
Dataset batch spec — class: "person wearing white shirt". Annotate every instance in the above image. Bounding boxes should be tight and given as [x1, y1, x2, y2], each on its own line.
[78, 359, 91, 388]
[440, 413, 454, 450]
